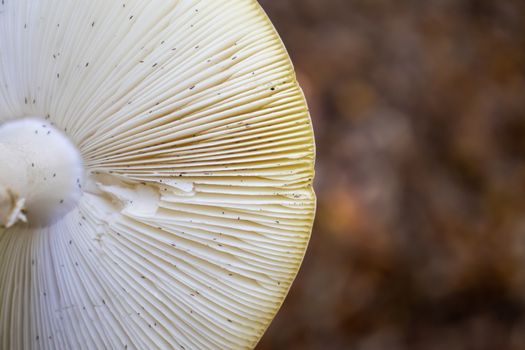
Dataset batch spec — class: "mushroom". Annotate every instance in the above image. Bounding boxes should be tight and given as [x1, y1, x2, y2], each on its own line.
[0, 1, 315, 349]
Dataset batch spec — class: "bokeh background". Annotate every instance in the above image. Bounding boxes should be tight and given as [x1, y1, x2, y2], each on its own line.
[256, 1, 525, 349]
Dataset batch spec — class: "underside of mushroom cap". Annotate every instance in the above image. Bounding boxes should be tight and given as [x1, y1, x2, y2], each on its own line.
[0, 1, 315, 349]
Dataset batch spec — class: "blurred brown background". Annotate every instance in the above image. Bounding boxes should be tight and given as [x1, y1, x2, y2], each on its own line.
[256, 1, 525, 349]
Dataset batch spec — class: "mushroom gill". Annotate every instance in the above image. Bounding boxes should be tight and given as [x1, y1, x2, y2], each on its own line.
[0, 1, 315, 349]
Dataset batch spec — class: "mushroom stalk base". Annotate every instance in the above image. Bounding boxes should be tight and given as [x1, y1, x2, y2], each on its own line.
[0, 118, 84, 228]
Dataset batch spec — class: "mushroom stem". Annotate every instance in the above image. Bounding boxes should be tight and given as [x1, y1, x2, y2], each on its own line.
[0, 118, 84, 227]
[0, 143, 29, 228]
[0, 186, 27, 228]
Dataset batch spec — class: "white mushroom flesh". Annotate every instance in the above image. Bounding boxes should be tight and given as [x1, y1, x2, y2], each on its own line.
[0, 118, 84, 228]
[0, 1, 316, 349]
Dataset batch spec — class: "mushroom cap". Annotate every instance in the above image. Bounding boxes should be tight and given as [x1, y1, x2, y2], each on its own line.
[0, 1, 315, 349]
